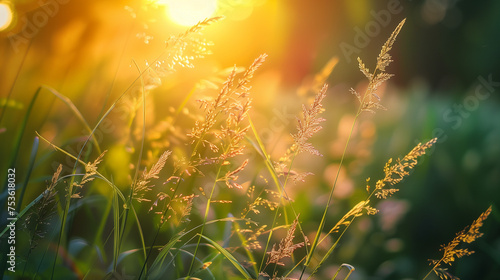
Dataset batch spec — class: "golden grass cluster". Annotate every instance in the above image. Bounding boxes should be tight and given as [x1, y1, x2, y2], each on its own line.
[6, 14, 493, 280]
[425, 206, 492, 280]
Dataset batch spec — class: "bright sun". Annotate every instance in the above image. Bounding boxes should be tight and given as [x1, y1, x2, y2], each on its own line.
[0, 2, 14, 32]
[158, 0, 218, 27]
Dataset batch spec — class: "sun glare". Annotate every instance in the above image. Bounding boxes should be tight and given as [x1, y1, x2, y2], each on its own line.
[160, 0, 218, 27]
[0, 2, 14, 31]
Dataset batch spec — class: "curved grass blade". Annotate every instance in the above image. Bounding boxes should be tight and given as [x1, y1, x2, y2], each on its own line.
[17, 136, 39, 212]
[146, 217, 255, 278]
[112, 189, 121, 272]
[233, 221, 258, 277]
[0, 191, 46, 238]
[331, 263, 355, 280]
[2, 87, 40, 204]
[149, 231, 185, 275]
[198, 234, 252, 279]
[114, 59, 148, 274]
[36, 132, 126, 202]
[40, 85, 102, 155]
[131, 204, 148, 260]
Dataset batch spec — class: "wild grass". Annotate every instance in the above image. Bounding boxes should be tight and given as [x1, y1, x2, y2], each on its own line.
[0, 8, 495, 280]
[424, 206, 492, 280]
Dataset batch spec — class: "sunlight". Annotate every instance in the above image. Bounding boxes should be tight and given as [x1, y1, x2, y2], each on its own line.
[159, 0, 218, 27]
[0, 2, 14, 31]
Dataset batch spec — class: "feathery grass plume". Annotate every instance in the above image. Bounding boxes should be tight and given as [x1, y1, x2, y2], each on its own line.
[241, 186, 279, 217]
[190, 54, 267, 163]
[217, 159, 249, 189]
[176, 55, 266, 235]
[133, 151, 171, 203]
[71, 151, 107, 199]
[187, 56, 267, 276]
[24, 164, 62, 250]
[302, 21, 407, 279]
[307, 138, 436, 279]
[150, 193, 196, 224]
[377, 18, 405, 72]
[164, 16, 222, 71]
[425, 206, 492, 280]
[21, 165, 62, 277]
[243, 224, 267, 251]
[291, 83, 328, 156]
[122, 17, 222, 133]
[266, 216, 305, 267]
[275, 84, 328, 183]
[351, 19, 406, 114]
[313, 140, 436, 272]
[367, 138, 437, 199]
[432, 268, 460, 280]
[328, 201, 376, 235]
[171, 193, 196, 224]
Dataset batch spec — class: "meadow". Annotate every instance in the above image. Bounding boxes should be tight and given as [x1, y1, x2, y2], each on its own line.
[1, 1, 499, 279]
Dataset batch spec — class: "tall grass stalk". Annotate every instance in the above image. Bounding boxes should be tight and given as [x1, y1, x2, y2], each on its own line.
[38, 16, 218, 274]
[300, 78, 360, 279]
[248, 117, 310, 269]
[138, 109, 213, 278]
[423, 206, 492, 280]
[114, 60, 148, 273]
[8, 9, 495, 279]
[301, 19, 406, 278]
[187, 161, 225, 276]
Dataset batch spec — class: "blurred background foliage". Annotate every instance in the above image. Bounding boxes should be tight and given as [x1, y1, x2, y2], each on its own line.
[1, 0, 500, 279]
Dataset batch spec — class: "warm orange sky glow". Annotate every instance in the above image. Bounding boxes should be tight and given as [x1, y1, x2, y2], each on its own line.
[0, 2, 14, 31]
[157, 0, 218, 26]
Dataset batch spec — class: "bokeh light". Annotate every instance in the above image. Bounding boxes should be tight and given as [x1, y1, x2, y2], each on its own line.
[159, 0, 218, 27]
[0, 2, 14, 31]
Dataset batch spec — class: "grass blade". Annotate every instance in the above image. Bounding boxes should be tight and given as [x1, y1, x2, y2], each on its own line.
[40, 85, 102, 155]
[36, 132, 126, 202]
[112, 189, 121, 272]
[149, 232, 185, 274]
[198, 234, 252, 279]
[2, 87, 40, 205]
[17, 136, 39, 211]
[0, 190, 46, 238]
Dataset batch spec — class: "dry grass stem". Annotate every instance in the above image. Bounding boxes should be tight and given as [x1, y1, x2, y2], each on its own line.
[24, 164, 62, 249]
[133, 151, 171, 203]
[352, 19, 406, 114]
[71, 151, 107, 198]
[276, 84, 328, 183]
[366, 138, 437, 199]
[426, 206, 492, 280]
[266, 216, 306, 266]
[291, 84, 328, 156]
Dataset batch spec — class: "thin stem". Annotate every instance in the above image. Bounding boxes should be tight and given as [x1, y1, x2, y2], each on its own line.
[307, 215, 356, 279]
[300, 66, 380, 279]
[187, 158, 225, 276]
[259, 205, 281, 272]
[139, 123, 211, 278]
[423, 260, 442, 280]
[115, 59, 148, 273]
[300, 114, 358, 278]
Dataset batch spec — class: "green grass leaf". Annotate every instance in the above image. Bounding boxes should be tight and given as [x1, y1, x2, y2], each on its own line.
[198, 233, 252, 279]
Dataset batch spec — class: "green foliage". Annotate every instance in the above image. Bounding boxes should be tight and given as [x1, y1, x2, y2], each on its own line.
[1, 7, 497, 280]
